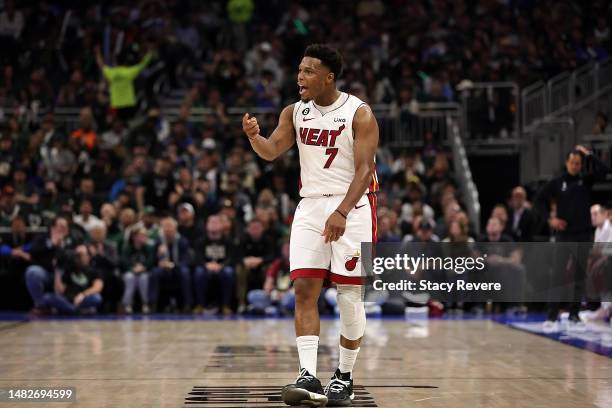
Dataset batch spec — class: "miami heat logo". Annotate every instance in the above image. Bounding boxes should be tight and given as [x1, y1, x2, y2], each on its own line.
[344, 250, 361, 271]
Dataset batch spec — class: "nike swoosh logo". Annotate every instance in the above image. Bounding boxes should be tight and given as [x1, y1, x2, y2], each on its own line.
[355, 204, 367, 209]
[303, 118, 315, 121]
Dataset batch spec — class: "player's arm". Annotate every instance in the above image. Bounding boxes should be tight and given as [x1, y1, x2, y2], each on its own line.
[322, 105, 379, 243]
[242, 104, 296, 161]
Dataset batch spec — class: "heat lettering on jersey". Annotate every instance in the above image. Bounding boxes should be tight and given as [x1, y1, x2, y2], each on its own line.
[298, 125, 345, 147]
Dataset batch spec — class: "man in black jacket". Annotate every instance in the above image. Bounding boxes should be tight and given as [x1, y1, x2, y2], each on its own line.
[236, 218, 274, 313]
[149, 216, 193, 312]
[88, 222, 121, 313]
[507, 186, 536, 242]
[41, 244, 104, 314]
[24, 216, 71, 314]
[536, 145, 609, 327]
[193, 215, 235, 315]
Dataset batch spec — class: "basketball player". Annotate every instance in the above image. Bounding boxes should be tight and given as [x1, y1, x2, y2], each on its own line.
[242, 44, 379, 407]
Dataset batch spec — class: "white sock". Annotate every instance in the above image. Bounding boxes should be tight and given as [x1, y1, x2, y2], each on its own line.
[338, 345, 360, 374]
[296, 335, 319, 376]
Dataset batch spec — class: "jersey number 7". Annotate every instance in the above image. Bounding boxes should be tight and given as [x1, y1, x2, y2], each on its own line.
[324, 148, 338, 168]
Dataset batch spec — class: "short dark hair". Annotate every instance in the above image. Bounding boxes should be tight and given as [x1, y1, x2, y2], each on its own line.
[566, 149, 584, 160]
[51, 215, 68, 228]
[304, 44, 343, 80]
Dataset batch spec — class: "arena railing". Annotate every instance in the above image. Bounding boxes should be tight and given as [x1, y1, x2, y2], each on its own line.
[459, 81, 520, 143]
[521, 81, 547, 132]
[521, 57, 611, 133]
[448, 116, 481, 235]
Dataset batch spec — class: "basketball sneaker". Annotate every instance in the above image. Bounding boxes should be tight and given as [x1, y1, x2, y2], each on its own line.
[281, 368, 328, 407]
[324, 369, 354, 406]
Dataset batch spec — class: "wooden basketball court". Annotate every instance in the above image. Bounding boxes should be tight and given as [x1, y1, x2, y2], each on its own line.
[0, 318, 610, 407]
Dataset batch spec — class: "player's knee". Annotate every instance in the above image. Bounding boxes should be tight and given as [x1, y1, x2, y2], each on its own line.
[294, 278, 321, 306]
[337, 284, 366, 341]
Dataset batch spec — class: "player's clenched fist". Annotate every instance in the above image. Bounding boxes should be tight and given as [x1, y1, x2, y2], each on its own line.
[242, 113, 260, 140]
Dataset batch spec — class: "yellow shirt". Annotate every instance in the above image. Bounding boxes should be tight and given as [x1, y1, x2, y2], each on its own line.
[102, 52, 152, 109]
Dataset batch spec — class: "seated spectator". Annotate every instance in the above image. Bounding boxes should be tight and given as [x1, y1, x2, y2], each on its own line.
[88, 222, 120, 313]
[70, 107, 97, 151]
[177, 202, 204, 249]
[477, 216, 525, 313]
[41, 245, 103, 314]
[247, 240, 294, 315]
[0, 185, 26, 227]
[73, 199, 102, 233]
[490, 204, 510, 236]
[236, 219, 274, 313]
[507, 186, 536, 242]
[37, 181, 62, 226]
[100, 118, 128, 151]
[24, 216, 70, 314]
[150, 216, 193, 313]
[478, 216, 513, 243]
[404, 217, 440, 243]
[442, 219, 475, 243]
[193, 215, 235, 315]
[12, 167, 38, 207]
[377, 213, 401, 242]
[136, 157, 175, 215]
[120, 227, 153, 314]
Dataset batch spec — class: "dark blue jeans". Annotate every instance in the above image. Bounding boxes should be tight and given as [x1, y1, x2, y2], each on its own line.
[193, 265, 234, 308]
[150, 266, 193, 309]
[42, 293, 102, 314]
[25, 265, 53, 308]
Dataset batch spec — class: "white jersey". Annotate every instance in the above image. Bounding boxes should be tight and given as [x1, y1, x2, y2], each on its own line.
[292, 92, 379, 198]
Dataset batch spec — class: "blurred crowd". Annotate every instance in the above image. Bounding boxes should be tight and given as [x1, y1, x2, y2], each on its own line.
[0, 0, 611, 316]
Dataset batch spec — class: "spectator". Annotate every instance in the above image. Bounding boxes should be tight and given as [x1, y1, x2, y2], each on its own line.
[88, 223, 120, 313]
[236, 219, 274, 313]
[24, 216, 70, 314]
[581, 203, 612, 322]
[377, 213, 401, 243]
[591, 204, 612, 243]
[149, 216, 193, 313]
[12, 167, 38, 207]
[70, 107, 97, 151]
[0, 216, 32, 267]
[405, 217, 439, 243]
[592, 111, 609, 135]
[177, 202, 204, 252]
[247, 240, 294, 315]
[442, 219, 474, 243]
[120, 227, 153, 314]
[136, 157, 175, 215]
[95, 45, 153, 122]
[73, 199, 102, 233]
[41, 245, 104, 315]
[0, 185, 25, 227]
[490, 204, 510, 235]
[478, 216, 526, 313]
[193, 215, 235, 315]
[478, 217, 513, 243]
[507, 186, 536, 242]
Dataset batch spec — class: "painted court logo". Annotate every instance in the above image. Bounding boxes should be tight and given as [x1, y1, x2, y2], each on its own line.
[345, 251, 361, 271]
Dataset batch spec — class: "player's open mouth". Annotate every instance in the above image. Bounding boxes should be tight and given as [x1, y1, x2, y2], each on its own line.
[299, 86, 307, 95]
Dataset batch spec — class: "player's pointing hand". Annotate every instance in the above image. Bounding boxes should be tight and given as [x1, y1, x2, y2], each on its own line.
[242, 113, 260, 140]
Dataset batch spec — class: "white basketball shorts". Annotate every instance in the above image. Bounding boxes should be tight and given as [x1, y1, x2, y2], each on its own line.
[289, 193, 377, 285]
